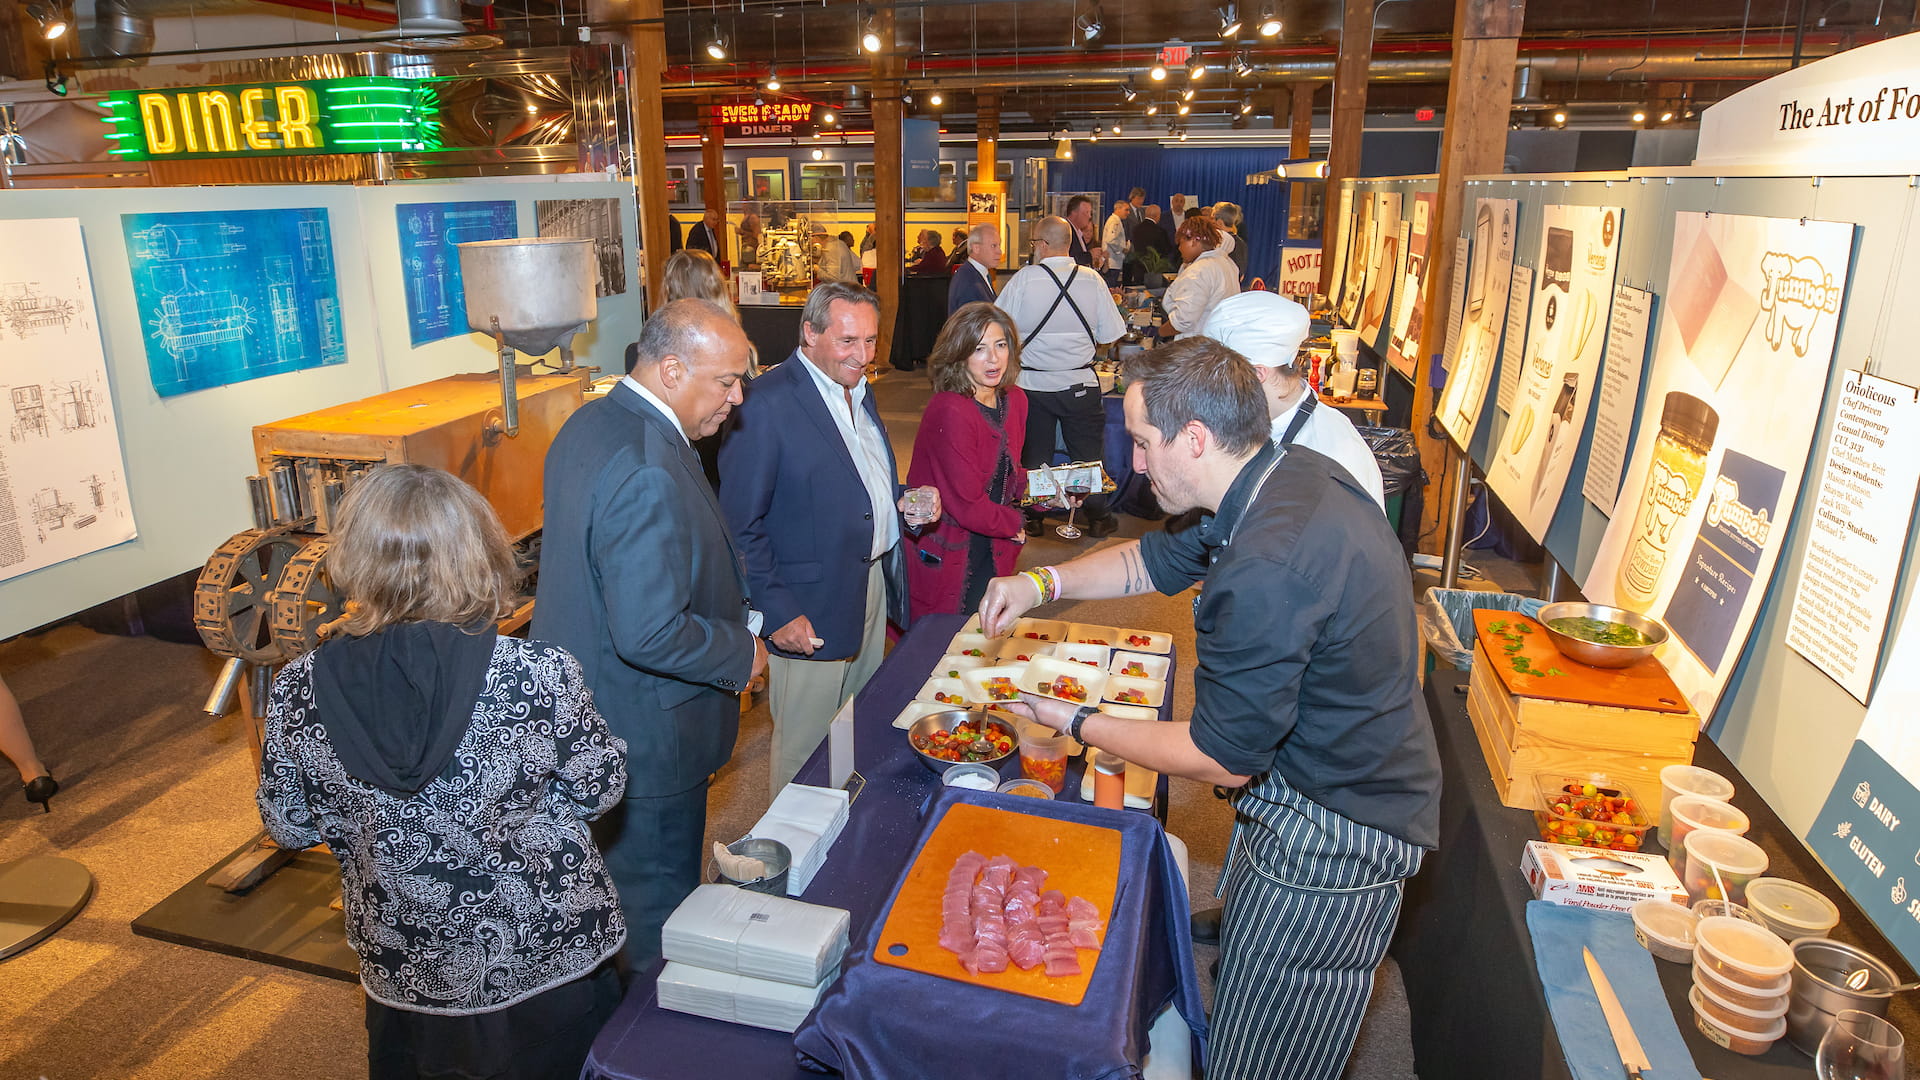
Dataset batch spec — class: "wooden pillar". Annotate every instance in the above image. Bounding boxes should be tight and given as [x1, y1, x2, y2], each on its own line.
[701, 109, 727, 263]
[1320, 0, 1374, 292]
[870, 6, 905, 365]
[1414, 0, 1526, 549]
[1289, 83, 1316, 250]
[976, 93, 1000, 181]
[627, 0, 670, 308]
[1290, 83, 1315, 158]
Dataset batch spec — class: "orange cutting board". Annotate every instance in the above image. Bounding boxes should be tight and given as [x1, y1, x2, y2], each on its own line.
[871, 801, 1122, 1006]
[1473, 609, 1689, 713]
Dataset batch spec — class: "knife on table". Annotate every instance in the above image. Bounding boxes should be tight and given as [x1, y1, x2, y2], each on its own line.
[1583, 946, 1654, 1080]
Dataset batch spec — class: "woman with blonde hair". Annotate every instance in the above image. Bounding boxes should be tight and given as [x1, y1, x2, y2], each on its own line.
[661, 248, 732, 311]
[256, 464, 627, 1080]
[904, 302, 1031, 620]
[1160, 215, 1240, 339]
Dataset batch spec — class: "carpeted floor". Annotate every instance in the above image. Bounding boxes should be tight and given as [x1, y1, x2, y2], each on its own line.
[0, 366, 1417, 1080]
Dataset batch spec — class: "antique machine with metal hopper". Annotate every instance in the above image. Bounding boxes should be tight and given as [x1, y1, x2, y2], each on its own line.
[190, 236, 600, 890]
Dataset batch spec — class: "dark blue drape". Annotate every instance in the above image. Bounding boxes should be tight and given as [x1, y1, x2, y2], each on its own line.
[1051, 145, 1290, 285]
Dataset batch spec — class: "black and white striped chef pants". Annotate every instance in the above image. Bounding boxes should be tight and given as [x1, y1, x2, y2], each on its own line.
[1208, 775, 1426, 1080]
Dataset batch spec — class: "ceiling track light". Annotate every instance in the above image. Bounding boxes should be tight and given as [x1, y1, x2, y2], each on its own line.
[764, 67, 781, 91]
[1632, 109, 1647, 123]
[1659, 110, 1675, 122]
[1112, 122, 1122, 134]
[928, 91, 944, 106]
[43, 59, 66, 96]
[1149, 61, 1168, 81]
[1122, 86, 1138, 103]
[1145, 101, 1160, 116]
[1239, 96, 1254, 114]
[1188, 53, 1207, 80]
[1076, 5, 1104, 42]
[26, 1, 68, 41]
[1179, 128, 1190, 141]
[811, 147, 824, 160]
[1258, 9, 1282, 36]
[861, 13, 882, 53]
[822, 111, 836, 124]
[1218, 4, 1242, 37]
[1182, 86, 1196, 102]
[1230, 53, 1254, 78]
[1178, 101, 1191, 115]
[704, 24, 727, 60]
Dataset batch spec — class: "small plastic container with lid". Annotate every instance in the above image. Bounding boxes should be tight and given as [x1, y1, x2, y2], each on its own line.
[1691, 898, 1767, 926]
[1688, 986, 1787, 1055]
[1743, 877, 1841, 941]
[1683, 829, 1769, 906]
[1631, 899, 1698, 963]
[1695, 914, 1796, 990]
[996, 777, 1054, 799]
[1693, 973, 1791, 1029]
[942, 762, 1001, 790]
[1694, 952, 1791, 1011]
[1665, 795, 1751, 867]
[1659, 764, 1737, 847]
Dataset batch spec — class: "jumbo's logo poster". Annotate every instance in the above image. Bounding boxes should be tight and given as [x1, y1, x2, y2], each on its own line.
[1759, 251, 1843, 356]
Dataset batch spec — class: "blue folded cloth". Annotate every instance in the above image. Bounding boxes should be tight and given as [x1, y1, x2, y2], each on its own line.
[1526, 901, 1702, 1080]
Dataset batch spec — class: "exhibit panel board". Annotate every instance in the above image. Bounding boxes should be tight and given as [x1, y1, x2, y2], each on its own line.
[1371, 168, 1920, 853]
[0, 177, 641, 642]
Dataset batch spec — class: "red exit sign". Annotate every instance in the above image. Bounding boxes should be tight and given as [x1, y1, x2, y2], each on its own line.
[1414, 106, 1436, 122]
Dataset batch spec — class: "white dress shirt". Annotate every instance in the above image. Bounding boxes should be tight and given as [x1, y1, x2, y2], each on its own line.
[1163, 246, 1241, 338]
[819, 238, 860, 283]
[1270, 388, 1387, 511]
[1102, 214, 1129, 268]
[999, 256, 1128, 393]
[795, 349, 899, 559]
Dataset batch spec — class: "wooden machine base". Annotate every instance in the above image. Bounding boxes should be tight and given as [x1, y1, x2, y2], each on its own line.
[131, 833, 357, 982]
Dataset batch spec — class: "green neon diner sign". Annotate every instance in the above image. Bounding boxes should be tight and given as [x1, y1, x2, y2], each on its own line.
[101, 78, 442, 160]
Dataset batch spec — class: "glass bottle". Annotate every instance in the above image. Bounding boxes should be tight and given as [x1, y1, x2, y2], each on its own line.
[1616, 392, 1720, 612]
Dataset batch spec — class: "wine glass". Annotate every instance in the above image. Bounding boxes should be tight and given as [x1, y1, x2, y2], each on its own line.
[1818, 1010, 1905, 1080]
[1055, 483, 1092, 540]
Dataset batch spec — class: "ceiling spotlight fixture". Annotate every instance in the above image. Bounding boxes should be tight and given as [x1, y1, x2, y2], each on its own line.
[1146, 101, 1160, 116]
[1218, 4, 1242, 37]
[861, 15, 883, 53]
[43, 59, 66, 96]
[1179, 128, 1190, 141]
[1683, 107, 1696, 119]
[1122, 86, 1138, 103]
[705, 25, 727, 60]
[1090, 127, 1100, 142]
[1112, 122, 1122, 134]
[932, 92, 945, 106]
[1182, 86, 1196, 102]
[1188, 53, 1206, 80]
[822, 111, 836, 124]
[1551, 110, 1567, 124]
[755, 94, 764, 106]
[1076, 4, 1104, 41]
[903, 93, 914, 106]
[1632, 109, 1647, 123]
[812, 147, 825, 160]
[26, 1, 68, 40]
[1230, 52, 1254, 78]
[1177, 101, 1191, 115]
[1149, 60, 1168, 81]
[1056, 133, 1074, 159]
[1239, 96, 1254, 114]
[1660, 110, 1675, 122]
[764, 68, 781, 91]
[1258, 8, 1281, 36]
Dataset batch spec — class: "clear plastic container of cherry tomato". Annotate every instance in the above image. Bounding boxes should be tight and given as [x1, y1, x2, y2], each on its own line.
[1532, 773, 1655, 852]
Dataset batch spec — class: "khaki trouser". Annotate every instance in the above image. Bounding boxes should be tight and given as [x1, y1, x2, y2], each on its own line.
[766, 559, 887, 795]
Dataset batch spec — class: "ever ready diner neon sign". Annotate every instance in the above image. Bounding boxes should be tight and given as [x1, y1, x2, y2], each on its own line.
[101, 78, 441, 160]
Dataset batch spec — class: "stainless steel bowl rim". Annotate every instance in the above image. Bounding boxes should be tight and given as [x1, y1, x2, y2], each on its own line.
[907, 708, 1018, 772]
[1792, 937, 1897, 998]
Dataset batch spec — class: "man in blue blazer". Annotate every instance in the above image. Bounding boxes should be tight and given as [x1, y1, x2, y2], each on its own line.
[533, 298, 766, 973]
[720, 281, 942, 793]
[947, 223, 1000, 315]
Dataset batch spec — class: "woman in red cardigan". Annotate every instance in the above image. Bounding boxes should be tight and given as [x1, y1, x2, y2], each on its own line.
[905, 302, 1030, 622]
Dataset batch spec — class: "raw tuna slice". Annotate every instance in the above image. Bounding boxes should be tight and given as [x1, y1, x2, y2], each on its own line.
[1036, 915, 1069, 936]
[984, 854, 1018, 872]
[972, 945, 1010, 973]
[939, 923, 975, 952]
[1012, 866, 1048, 891]
[1038, 891, 1067, 916]
[1008, 936, 1046, 970]
[1066, 896, 1100, 922]
[1043, 953, 1082, 977]
[1068, 924, 1103, 951]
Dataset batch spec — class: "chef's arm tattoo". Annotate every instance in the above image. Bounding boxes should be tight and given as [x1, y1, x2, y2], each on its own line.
[1122, 544, 1151, 594]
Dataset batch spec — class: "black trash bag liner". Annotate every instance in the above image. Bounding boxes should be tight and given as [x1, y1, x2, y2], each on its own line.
[1359, 426, 1422, 496]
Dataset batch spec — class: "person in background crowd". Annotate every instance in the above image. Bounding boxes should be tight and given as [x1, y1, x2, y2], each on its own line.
[1169, 193, 1188, 219]
[737, 212, 762, 268]
[660, 249, 731, 313]
[948, 222, 1000, 314]
[1101, 199, 1132, 286]
[838, 231, 857, 254]
[1161, 215, 1240, 339]
[997, 215, 1127, 539]
[859, 223, 877, 255]
[686, 207, 723, 254]
[1123, 187, 1146, 242]
[719, 282, 942, 794]
[1, 674, 56, 812]
[536, 300, 765, 974]
[1203, 291, 1385, 509]
[258, 464, 629, 1080]
[1213, 201, 1250, 286]
[813, 227, 861, 284]
[1130, 205, 1173, 279]
[947, 226, 972, 273]
[1185, 205, 1208, 221]
[981, 339, 1439, 1080]
[904, 302, 1030, 620]
[908, 228, 949, 276]
[668, 214, 684, 254]
[1064, 194, 1101, 270]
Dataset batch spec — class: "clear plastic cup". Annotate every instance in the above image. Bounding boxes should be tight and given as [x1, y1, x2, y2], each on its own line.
[1666, 794, 1751, 867]
[1684, 829, 1769, 907]
[1659, 764, 1736, 847]
[1017, 720, 1073, 794]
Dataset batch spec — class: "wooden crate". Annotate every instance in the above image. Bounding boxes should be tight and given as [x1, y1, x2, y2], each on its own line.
[253, 373, 582, 542]
[1464, 640, 1700, 811]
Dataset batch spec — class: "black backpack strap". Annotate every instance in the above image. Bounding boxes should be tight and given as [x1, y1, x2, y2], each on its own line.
[1279, 392, 1318, 447]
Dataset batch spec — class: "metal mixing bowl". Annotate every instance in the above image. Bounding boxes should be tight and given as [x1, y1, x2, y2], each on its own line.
[1537, 601, 1670, 669]
[906, 709, 1017, 773]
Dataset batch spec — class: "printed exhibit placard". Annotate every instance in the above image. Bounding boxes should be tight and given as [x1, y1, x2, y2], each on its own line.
[1580, 211, 1856, 718]
[1442, 235, 1469, 368]
[1584, 284, 1655, 516]
[0, 219, 136, 585]
[1784, 371, 1920, 704]
[1486, 204, 1625, 540]
[1387, 192, 1436, 379]
[1337, 190, 1375, 328]
[1438, 198, 1519, 446]
[1497, 264, 1532, 413]
[1359, 215, 1407, 356]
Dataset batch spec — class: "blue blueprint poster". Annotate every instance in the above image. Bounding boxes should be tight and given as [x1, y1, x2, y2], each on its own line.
[396, 200, 517, 346]
[121, 208, 346, 397]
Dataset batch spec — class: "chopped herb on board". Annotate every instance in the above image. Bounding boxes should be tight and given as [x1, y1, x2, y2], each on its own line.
[1487, 616, 1562, 678]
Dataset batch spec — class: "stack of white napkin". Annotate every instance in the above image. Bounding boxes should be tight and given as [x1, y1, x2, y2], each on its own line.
[657, 884, 852, 1032]
[749, 783, 851, 896]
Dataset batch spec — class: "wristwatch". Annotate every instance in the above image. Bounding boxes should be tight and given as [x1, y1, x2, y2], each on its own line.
[1066, 704, 1100, 743]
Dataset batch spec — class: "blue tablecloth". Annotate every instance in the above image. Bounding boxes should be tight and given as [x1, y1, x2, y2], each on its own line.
[793, 787, 1207, 1079]
[583, 613, 1201, 1080]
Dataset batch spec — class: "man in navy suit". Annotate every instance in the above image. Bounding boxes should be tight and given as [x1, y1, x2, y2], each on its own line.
[533, 299, 767, 973]
[947, 223, 1000, 315]
[720, 281, 943, 793]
